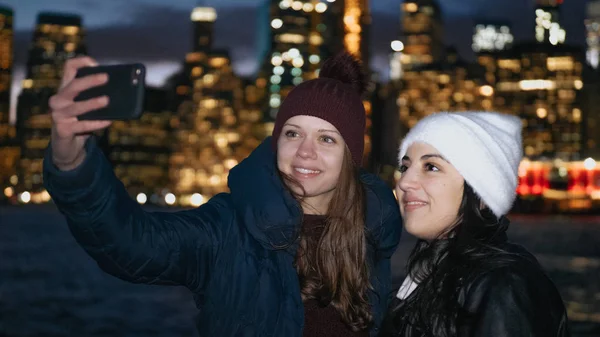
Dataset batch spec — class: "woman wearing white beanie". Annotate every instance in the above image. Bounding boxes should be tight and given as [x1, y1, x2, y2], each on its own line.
[379, 112, 569, 337]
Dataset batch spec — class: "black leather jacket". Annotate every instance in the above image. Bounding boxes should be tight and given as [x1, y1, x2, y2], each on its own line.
[379, 241, 570, 337]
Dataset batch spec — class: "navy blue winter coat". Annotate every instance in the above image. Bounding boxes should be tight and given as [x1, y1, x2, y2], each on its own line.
[43, 136, 402, 336]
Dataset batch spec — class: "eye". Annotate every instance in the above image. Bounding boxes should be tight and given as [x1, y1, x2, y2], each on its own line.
[320, 135, 336, 144]
[424, 163, 440, 172]
[284, 130, 299, 138]
[399, 164, 408, 173]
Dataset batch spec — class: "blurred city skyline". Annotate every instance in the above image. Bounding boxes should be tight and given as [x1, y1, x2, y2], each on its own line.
[1, 4, 599, 333]
[2, 0, 588, 123]
[1, 0, 599, 211]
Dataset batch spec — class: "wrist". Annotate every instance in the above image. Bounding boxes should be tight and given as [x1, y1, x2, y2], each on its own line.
[53, 149, 87, 171]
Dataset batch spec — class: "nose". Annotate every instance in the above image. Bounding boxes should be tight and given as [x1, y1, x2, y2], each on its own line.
[296, 138, 317, 160]
[397, 167, 419, 193]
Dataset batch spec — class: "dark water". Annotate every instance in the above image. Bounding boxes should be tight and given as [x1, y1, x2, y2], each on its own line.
[1, 205, 599, 336]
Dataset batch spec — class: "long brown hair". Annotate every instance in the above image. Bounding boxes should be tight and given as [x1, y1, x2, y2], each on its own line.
[282, 146, 371, 331]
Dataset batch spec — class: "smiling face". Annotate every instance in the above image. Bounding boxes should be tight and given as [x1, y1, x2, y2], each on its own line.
[276, 115, 346, 214]
[395, 142, 465, 241]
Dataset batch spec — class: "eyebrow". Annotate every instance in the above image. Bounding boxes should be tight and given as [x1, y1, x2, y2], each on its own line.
[402, 154, 448, 162]
[318, 129, 341, 135]
[283, 123, 341, 135]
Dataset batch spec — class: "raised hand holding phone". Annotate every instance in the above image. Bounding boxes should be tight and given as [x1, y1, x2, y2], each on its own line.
[49, 57, 112, 171]
[49, 58, 147, 171]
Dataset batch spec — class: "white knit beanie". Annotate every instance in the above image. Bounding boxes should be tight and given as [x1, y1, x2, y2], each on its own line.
[398, 111, 523, 217]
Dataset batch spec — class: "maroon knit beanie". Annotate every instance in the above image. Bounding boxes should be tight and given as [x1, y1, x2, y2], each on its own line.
[271, 52, 367, 165]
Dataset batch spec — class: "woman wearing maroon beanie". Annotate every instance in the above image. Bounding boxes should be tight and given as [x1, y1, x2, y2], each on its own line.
[44, 52, 402, 336]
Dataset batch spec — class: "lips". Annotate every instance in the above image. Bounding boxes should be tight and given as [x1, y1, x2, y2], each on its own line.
[294, 167, 321, 174]
[402, 198, 428, 211]
[292, 166, 322, 179]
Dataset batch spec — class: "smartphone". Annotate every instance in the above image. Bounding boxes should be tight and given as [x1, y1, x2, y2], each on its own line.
[74, 63, 146, 121]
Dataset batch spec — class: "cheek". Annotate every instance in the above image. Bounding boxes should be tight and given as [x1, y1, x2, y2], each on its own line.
[432, 183, 462, 223]
[323, 149, 344, 169]
[277, 142, 294, 160]
[394, 184, 402, 198]
[395, 186, 404, 210]
[449, 185, 464, 215]
[276, 153, 284, 171]
[444, 180, 464, 209]
[276, 147, 293, 172]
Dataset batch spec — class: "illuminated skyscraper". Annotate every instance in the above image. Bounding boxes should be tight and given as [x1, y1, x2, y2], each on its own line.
[586, 0, 600, 69]
[534, 0, 566, 45]
[169, 7, 258, 206]
[191, 6, 216, 52]
[324, 0, 373, 165]
[387, 0, 444, 102]
[387, 2, 492, 165]
[389, 1, 490, 129]
[262, 0, 331, 124]
[396, 57, 492, 130]
[171, 7, 218, 113]
[170, 50, 244, 206]
[325, 0, 370, 71]
[238, 77, 269, 152]
[473, 22, 514, 98]
[263, 1, 376, 165]
[343, 0, 369, 67]
[107, 88, 172, 204]
[472, 22, 514, 95]
[494, 44, 583, 160]
[16, 12, 86, 196]
[0, 5, 19, 204]
[472, 22, 514, 54]
[399, 0, 443, 70]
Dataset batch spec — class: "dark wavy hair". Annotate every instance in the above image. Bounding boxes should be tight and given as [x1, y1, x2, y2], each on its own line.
[389, 182, 513, 336]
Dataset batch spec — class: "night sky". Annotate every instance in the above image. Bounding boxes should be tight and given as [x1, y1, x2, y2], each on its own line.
[2, 0, 588, 122]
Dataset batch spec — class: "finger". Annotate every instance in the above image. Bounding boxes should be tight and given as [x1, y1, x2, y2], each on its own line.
[52, 95, 109, 120]
[62, 73, 108, 101]
[71, 120, 112, 135]
[49, 74, 108, 110]
[56, 119, 112, 137]
[60, 56, 99, 89]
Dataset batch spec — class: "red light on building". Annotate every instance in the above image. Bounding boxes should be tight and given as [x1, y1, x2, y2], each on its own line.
[517, 163, 549, 196]
[517, 183, 530, 196]
[568, 167, 591, 194]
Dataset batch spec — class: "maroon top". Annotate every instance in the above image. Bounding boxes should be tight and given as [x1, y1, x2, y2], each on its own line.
[299, 215, 368, 337]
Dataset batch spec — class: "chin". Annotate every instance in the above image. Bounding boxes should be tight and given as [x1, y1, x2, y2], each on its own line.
[407, 230, 432, 241]
[286, 183, 316, 198]
[298, 187, 322, 198]
[404, 219, 428, 239]
[404, 222, 418, 237]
